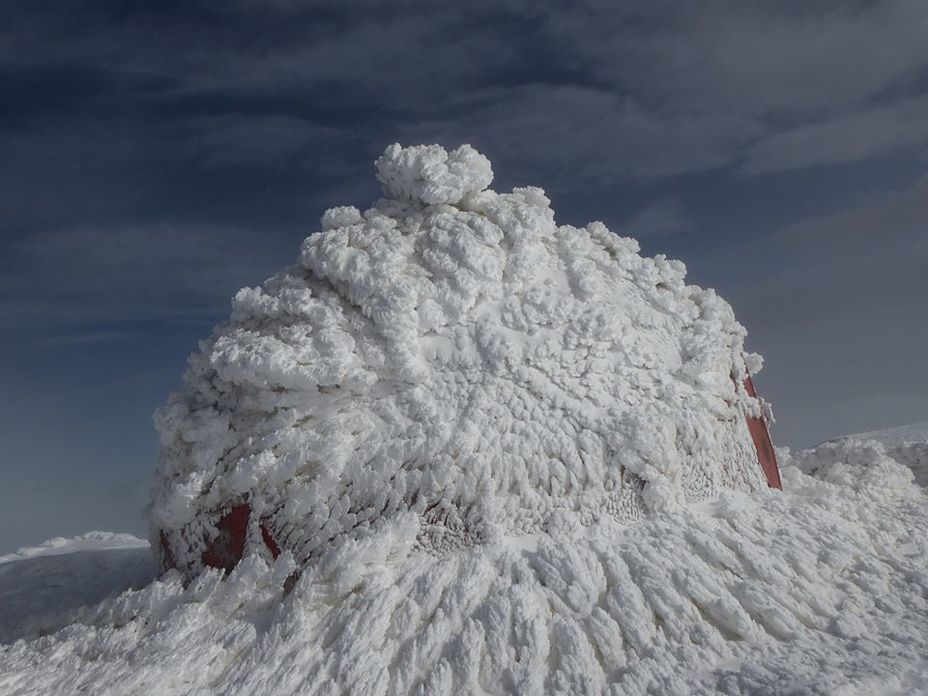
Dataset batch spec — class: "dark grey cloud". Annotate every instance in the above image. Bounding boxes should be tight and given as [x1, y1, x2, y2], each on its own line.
[742, 96, 928, 174]
[184, 115, 338, 167]
[762, 173, 928, 292]
[621, 198, 691, 238]
[396, 84, 763, 190]
[31, 330, 133, 349]
[589, 0, 928, 116]
[4, 1, 926, 190]
[1, 222, 298, 327]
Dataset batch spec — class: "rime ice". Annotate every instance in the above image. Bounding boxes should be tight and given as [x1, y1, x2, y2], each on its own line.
[375, 143, 494, 205]
[152, 143, 767, 576]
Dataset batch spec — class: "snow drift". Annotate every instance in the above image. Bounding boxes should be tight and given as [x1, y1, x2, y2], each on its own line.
[3, 434, 928, 694]
[153, 143, 771, 579]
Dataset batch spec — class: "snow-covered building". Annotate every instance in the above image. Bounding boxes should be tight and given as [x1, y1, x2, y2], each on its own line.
[153, 143, 779, 579]
[6, 146, 928, 696]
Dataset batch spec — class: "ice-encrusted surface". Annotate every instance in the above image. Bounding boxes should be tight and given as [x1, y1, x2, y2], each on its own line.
[3, 436, 928, 695]
[5, 146, 927, 695]
[152, 143, 766, 576]
[374, 143, 494, 206]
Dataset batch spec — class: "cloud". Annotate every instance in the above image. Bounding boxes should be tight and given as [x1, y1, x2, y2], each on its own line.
[742, 96, 928, 173]
[621, 198, 691, 237]
[3, 1, 928, 188]
[185, 114, 345, 167]
[1, 223, 298, 327]
[727, 173, 928, 331]
[724, 173, 928, 446]
[398, 84, 762, 190]
[589, 0, 928, 117]
[773, 173, 928, 264]
[701, 173, 928, 314]
[31, 331, 133, 349]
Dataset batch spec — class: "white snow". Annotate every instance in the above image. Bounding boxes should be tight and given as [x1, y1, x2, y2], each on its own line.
[800, 421, 928, 488]
[3, 145, 927, 695]
[834, 420, 928, 447]
[2, 433, 927, 694]
[374, 143, 494, 206]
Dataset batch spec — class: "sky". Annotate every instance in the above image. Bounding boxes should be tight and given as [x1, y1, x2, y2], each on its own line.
[1, 0, 927, 553]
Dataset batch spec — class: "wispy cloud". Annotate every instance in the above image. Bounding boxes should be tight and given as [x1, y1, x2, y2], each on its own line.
[398, 84, 762, 190]
[1, 222, 298, 327]
[4, 1, 927, 189]
[734, 173, 928, 323]
[185, 114, 345, 168]
[742, 96, 928, 174]
[621, 198, 691, 237]
[773, 174, 928, 263]
[31, 330, 133, 348]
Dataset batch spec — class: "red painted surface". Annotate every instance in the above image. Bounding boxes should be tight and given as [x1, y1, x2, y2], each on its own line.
[743, 374, 782, 490]
[261, 522, 281, 559]
[159, 531, 176, 573]
[159, 502, 283, 575]
[201, 504, 250, 572]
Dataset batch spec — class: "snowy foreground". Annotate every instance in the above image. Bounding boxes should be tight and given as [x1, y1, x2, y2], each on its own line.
[2, 426, 927, 695]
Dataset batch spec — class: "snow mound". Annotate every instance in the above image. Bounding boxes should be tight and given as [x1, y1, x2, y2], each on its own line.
[0, 535, 154, 644]
[0, 532, 148, 565]
[833, 420, 928, 448]
[794, 427, 928, 489]
[152, 143, 768, 577]
[3, 436, 928, 694]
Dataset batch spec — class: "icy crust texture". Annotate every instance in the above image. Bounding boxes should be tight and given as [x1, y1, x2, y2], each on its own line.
[151, 143, 766, 575]
[4, 439, 928, 695]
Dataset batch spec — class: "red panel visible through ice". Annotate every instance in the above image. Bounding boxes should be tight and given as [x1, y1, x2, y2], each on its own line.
[159, 531, 176, 572]
[261, 522, 281, 559]
[160, 503, 282, 577]
[201, 503, 250, 572]
[744, 374, 782, 490]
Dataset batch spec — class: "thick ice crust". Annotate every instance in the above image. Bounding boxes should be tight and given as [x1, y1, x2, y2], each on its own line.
[151, 144, 766, 575]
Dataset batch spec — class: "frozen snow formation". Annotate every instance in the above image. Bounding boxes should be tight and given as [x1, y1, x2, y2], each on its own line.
[1, 142, 927, 692]
[3, 436, 928, 695]
[152, 143, 771, 580]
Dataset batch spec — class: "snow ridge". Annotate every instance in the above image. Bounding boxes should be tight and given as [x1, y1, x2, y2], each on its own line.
[0, 532, 147, 565]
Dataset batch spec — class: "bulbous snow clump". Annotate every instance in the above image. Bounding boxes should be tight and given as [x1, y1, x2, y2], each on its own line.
[152, 143, 768, 576]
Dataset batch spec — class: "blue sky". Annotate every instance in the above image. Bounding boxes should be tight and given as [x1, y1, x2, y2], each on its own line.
[2, 0, 927, 552]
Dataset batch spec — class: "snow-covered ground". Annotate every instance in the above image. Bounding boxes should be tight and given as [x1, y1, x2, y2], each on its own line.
[1, 426, 927, 695]
[0, 532, 153, 645]
[0, 530, 149, 565]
